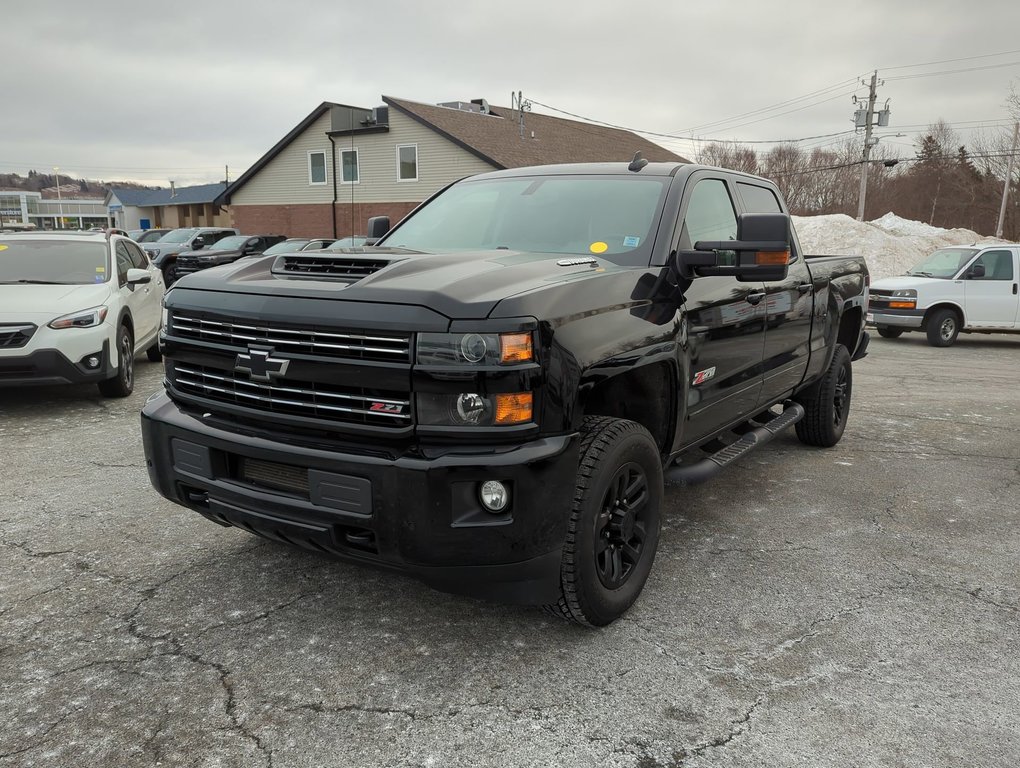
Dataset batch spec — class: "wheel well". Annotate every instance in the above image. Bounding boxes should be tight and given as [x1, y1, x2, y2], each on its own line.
[837, 306, 862, 353]
[922, 303, 963, 328]
[119, 311, 133, 337]
[582, 362, 673, 454]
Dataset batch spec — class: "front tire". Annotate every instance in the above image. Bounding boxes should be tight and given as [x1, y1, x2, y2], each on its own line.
[546, 417, 663, 627]
[926, 308, 960, 347]
[876, 326, 903, 339]
[162, 262, 178, 286]
[146, 343, 162, 362]
[795, 344, 851, 448]
[98, 324, 134, 398]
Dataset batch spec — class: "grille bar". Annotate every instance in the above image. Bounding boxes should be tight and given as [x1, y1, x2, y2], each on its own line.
[171, 313, 410, 361]
[173, 364, 411, 425]
[0, 324, 36, 349]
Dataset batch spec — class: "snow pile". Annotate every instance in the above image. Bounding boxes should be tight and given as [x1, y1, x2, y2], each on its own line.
[793, 212, 1007, 279]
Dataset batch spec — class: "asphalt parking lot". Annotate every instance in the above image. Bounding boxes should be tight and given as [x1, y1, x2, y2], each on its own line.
[1, 334, 1018, 768]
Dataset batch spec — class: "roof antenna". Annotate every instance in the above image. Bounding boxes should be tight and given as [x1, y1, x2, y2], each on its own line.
[628, 151, 648, 172]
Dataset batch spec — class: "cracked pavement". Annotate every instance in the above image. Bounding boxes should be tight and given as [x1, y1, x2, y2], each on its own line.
[1, 334, 1018, 767]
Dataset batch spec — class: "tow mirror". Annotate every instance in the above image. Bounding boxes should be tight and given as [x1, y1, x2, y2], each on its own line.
[366, 216, 390, 241]
[967, 263, 985, 279]
[676, 213, 792, 283]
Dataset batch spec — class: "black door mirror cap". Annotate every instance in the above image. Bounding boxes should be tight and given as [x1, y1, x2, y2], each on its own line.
[366, 216, 390, 240]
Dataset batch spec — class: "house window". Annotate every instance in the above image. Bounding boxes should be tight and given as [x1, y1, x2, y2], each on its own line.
[340, 148, 359, 184]
[397, 144, 418, 181]
[308, 151, 327, 185]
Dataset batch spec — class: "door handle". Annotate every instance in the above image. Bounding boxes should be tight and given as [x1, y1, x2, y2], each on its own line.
[745, 292, 766, 305]
[798, 283, 813, 294]
[1013, 283, 1017, 295]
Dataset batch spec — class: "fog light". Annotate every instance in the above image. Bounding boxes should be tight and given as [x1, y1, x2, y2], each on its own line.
[86, 356, 101, 369]
[455, 393, 488, 424]
[479, 480, 509, 512]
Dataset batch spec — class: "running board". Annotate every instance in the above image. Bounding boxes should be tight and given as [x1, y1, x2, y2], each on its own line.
[665, 402, 806, 487]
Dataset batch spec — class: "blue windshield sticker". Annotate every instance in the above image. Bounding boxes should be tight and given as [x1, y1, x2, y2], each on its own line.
[623, 236, 640, 247]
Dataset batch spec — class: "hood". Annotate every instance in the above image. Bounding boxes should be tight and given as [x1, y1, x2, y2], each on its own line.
[0, 283, 112, 321]
[870, 275, 949, 291]
[172, 247, 627, 319]
[178, 248, 243, 259]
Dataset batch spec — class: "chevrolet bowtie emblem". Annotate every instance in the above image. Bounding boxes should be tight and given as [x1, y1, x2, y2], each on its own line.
[234, 347, 289, 382]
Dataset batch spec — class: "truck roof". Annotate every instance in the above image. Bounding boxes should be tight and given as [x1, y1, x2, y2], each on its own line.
[469, 162, 780, 188]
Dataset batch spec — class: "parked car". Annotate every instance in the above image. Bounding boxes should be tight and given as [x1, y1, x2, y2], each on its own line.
[143, 161, 870, 626]
[261, 238, 336, 256]
[0, 231, 165, 397]
[143, 227, 238, 285]
[868, 244, 1020, 346]
[175, 234, 287, 278]
[128, 228, 172, 243]
[324, 236, 369, 249]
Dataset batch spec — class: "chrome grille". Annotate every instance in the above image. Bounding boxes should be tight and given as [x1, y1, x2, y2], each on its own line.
[0, 324, 36, 349]
[170, 313, 411, 362]
[172, 364, 411, 428]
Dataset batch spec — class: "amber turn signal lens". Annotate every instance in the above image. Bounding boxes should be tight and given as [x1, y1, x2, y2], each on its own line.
[889, 300, 916, 309]
[500, 333, 533, 363]
[494, 392, 533, 425]
[755, 250, 791, 266]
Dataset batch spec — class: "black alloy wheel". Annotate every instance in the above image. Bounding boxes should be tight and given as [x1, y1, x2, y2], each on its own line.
[594, 463, 651, 589]
[794, 343, 852, 448]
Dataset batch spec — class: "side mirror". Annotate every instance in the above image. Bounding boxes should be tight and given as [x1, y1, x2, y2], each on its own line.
[126, 268, 152, 286]
[675, 213, 792, 283]
[244, 239, 259, 253]
[967, 263, 985, 279]
[191, 236, 206, 250]
[366, 216, 390, 240]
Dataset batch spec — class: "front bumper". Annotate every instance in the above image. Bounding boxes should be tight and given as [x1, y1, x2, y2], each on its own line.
[0, 341, 113, 386]
[866, 308, 924, 329]
[141, 392, 577, 604]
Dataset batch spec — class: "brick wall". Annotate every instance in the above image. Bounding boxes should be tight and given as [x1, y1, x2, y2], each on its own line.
[230, 202, 420, 238]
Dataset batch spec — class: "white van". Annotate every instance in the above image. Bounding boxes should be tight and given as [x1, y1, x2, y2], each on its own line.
[867, 245, 1020, 346]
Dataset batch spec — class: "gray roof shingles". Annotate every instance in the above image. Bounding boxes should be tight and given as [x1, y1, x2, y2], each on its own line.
[108, 183, 227, 208]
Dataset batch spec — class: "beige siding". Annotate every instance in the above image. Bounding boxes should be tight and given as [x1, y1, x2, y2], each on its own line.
[232, 112, 336, 206]
[232, 108, 495, 206]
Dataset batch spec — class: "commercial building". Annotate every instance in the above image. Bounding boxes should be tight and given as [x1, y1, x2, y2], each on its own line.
[0, 190, 108, 230]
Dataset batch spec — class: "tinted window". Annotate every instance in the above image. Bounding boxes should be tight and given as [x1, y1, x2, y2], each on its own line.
[124, 240, 149, 269]
[737, 183, 782, 213]
[158, 228, 198, 244]
[683, 179, 737, 247]
[971, 250, 1015, 281]
[115, 242, 133, 283]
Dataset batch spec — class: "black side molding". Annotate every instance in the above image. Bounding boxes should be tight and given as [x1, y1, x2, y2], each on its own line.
[665, 402, 806, 487]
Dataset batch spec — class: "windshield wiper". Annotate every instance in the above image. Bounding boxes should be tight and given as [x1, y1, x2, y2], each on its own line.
[0, 279, 70, 285]
[907, 271, 934, 277]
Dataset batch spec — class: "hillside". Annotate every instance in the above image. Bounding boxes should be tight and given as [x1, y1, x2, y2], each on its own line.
[0, 172, 162, 199]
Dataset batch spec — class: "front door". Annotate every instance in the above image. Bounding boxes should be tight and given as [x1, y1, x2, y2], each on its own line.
[963, 249, 1019, 329]
[678, 176, 766, 445]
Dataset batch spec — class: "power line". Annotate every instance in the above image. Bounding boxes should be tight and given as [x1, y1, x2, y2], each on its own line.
[881, 48, 1020, 71]
[885, 60, 1020, 81]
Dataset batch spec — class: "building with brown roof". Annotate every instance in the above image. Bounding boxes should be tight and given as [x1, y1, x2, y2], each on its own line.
[221, 96, 687, 238]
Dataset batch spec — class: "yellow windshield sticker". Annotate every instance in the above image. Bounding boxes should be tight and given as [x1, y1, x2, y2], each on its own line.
[96, 266, 105, 272]
[0, 244, 8, 251]
[589, 241, 608, 254]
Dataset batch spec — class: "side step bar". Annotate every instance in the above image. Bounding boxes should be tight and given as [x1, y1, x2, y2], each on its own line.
[665, 401, 805, 487]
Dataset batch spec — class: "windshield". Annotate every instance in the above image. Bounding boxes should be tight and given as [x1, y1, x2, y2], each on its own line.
[157, 228, 199, 244]
[208, 236, 249, 251]
[380, 175, 669, 261]
[325, 237, 367, 250]
[264, 239, 309, 255]
[0, 239, 109, 284]
[907, 247, 978, 278]
[137, 230, 166, 243]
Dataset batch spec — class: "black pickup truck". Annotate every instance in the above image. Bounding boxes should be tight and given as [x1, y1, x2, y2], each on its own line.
[142, 161, 869, 626]
[174, 234, 287, 280]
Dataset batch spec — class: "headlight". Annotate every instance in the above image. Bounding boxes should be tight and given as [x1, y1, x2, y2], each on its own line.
[417, 392, 533, 426]
[417, 332, 533, 366]
[892, 290, 917, 298]
[49, 306, 109, 329]
[147, 248, 160, 258]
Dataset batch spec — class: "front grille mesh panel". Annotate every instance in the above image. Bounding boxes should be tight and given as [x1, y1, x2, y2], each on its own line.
[170, 313, 410, 363]
[172, 364, 410, 428]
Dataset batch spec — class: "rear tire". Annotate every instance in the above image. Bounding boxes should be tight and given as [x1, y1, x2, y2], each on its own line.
[926, 308, 960, 347]
[98, 325, 134, 398]
[545, 417, 663, 627]
[795, 344, 851, 448]
[162, 262, 178, 286]
[876, 326, 903, 339]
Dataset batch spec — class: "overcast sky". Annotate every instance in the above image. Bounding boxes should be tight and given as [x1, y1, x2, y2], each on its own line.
[4, 0, 1019, 187]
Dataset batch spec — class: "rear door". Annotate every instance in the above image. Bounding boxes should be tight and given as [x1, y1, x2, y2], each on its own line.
[735, 181, 814, 405]
[962, 248, 1019, 329]
[678, 174, 766, 444]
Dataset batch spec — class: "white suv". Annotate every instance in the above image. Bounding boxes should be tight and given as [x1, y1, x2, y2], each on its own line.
[0, 231, 166, 396]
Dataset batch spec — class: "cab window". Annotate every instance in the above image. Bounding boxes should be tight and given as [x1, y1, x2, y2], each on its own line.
[681, 179, 737, 248]
[970, 250, 1014, 281]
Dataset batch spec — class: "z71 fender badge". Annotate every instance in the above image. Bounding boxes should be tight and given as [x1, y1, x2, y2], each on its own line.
[692, 367, 716, 386]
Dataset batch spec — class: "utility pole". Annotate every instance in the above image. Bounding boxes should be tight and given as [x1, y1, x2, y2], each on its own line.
[994, 121, 1019, 239]
[856, 71, 878, 222]
[225, 164, 230, 185]
[53, 166, 64, 229]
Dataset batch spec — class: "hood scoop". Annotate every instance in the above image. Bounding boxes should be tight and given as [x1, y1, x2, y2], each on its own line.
[272, 253, 391, 281]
